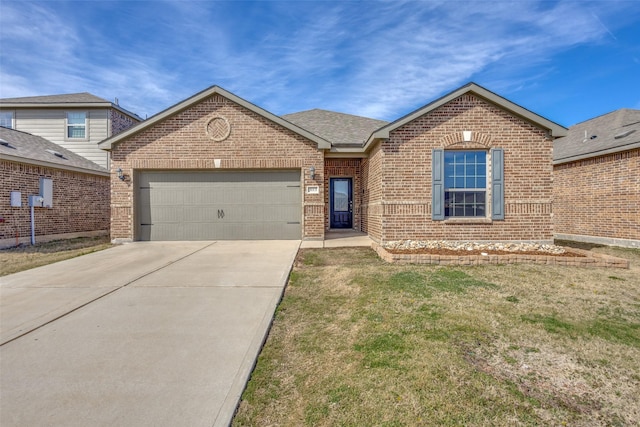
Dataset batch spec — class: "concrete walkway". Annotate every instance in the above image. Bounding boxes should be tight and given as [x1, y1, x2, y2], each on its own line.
[300, 230, 373, 248]
[0, 240, 300, 427]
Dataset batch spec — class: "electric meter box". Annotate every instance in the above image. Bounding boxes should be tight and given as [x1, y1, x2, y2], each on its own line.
[10, 191, 21, 207]
[39, 178, 53, 208]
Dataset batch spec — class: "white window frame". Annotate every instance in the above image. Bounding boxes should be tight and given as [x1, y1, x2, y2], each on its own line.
[444, 150, 488, 218]
[65, 111, 88, 140]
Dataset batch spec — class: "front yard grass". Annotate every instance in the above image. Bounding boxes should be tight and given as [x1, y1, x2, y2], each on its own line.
[0, 236, 112, 277]
[234, 245, 640, 426]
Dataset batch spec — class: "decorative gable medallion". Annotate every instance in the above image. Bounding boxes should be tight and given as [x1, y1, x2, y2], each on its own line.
[205, 116, 231, 141]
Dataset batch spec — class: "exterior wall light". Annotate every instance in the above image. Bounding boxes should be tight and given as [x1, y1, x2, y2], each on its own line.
[117, 168, 126, 181]
[310, 166, 316, 180]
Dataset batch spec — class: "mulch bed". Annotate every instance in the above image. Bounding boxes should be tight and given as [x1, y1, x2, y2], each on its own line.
[385, 248, 586, 257]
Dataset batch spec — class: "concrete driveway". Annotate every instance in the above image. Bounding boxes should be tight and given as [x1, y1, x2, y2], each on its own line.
[0, 240, 300, 427]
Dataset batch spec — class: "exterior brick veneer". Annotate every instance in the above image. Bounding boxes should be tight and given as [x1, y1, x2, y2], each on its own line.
[109, 94, 325, 241]
[1, 159, 109, 246]
[554, 148, 640, 247]
[363, 94, 554, 244]
[373, 243, 630, 268]
[110, 109, 140, 136]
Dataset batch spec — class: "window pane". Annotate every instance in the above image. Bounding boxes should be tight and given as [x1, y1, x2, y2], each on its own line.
[68, 126, 85, 138]
[67, 112, 86, 138]
[442, 151, 487, 217]
[67, 112, 86, 124]
[0, 112, 13, 128]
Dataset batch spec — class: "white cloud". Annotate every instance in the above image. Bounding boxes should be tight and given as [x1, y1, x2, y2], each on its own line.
[1, 0, 638, 121]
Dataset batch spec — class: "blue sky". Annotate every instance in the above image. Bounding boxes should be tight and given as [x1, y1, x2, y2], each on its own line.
[1, 1, 639, 127]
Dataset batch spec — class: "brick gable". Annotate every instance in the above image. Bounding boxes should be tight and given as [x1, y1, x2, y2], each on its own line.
[109, 94, 324, 241]
[363, 94, 554, 243]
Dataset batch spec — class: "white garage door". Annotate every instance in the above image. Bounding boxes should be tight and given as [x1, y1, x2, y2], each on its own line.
[137, 170, 301, 240]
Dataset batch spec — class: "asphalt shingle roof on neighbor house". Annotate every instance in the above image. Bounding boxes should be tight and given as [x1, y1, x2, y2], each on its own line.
[554, 108, 640, 164]
[0, 127, 108, 175]
[282, 109, 389, 147]
[0, 92, 142, 120]
[0, 92, 110, 104]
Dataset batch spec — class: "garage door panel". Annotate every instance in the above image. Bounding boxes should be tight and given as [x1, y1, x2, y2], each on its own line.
[137, 170, 302, 241]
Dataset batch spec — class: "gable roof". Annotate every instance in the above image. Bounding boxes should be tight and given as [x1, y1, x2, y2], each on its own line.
[364, 82, 567, 150]
[283, 109, 388, 147]
[99, 85, 332, 150]
[0, 92, 142, 121]
[553, 109, 640, 164]
[0, 127, 108, 175]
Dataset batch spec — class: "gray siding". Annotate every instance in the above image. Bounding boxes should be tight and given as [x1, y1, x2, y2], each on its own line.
[11, 108, 109, 168]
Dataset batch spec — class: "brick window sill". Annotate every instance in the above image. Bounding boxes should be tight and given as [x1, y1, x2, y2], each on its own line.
[444, 218, 493, 225]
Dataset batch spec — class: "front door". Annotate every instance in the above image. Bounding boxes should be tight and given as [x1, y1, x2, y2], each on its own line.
[330, 178, 352, 228]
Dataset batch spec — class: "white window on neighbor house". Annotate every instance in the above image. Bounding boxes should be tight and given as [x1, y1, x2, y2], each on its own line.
[0, 111, 14, 128]
[66, 112, 87, 139]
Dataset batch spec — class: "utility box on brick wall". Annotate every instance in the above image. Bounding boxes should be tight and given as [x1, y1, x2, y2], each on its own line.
[39, 178, 53, 208]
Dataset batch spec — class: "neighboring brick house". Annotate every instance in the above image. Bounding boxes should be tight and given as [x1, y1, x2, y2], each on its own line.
[554, 109, 640, 248]
[101, 83, 567, 244]
[0, 93, 142, 169]
[0, 127, 110, 248]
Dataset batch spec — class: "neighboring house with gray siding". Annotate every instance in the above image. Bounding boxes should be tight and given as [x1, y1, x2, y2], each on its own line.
[0, 127, 110, 247]
[0, 93, 141, 169]
[553, 109, 640, 248]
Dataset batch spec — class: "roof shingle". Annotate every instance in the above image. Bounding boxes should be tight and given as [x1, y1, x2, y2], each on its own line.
[282, 109, 388, 146]
[554, 109, 640, 164]
[0, 127, 108, 174]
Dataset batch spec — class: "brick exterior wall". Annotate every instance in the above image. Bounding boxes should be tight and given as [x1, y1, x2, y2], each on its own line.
[109, 94, 325, 241]
[553, 148, 640, 246]
[362, 142, 383, 242]
[324, 158, 361, 230]
[110, 109, 139, 136]
[363, 94, 554, 243]
[0, 159, 109, 246]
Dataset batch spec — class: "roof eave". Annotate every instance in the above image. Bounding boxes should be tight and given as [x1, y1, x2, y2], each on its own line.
[553, 141, 640, 165]
[362, 83, 567, 152]
[0, 102, 113, 109]
[0, 153, 109, 176]
[99, 86, 331, 151]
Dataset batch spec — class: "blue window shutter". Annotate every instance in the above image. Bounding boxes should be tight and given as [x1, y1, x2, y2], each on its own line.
[491, 148, 504, 220]
[432, 149, 445, 220]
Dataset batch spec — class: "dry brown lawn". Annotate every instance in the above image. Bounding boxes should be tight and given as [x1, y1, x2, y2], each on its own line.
[234, 243, 640, 426]
[0, 236, 112, 277]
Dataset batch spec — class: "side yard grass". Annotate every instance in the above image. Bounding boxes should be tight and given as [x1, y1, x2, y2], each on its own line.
[0, 236, 112, 277]
[234, 245, 640, 426]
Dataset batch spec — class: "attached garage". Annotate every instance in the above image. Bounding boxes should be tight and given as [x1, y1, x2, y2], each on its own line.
[101, 85, 330, 243]
[137, 170, 302, 240]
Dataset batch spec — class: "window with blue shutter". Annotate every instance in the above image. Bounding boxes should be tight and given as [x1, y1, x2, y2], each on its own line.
[433, 148, 504, 220]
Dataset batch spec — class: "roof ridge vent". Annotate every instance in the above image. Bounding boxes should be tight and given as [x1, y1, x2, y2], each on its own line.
[614, 129, 636, 139]
[46, 149, 67, 159]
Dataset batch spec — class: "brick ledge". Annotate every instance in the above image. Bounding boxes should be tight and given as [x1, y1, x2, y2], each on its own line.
[372, 243, 629, 269]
